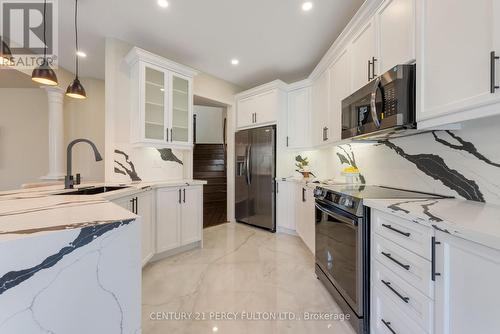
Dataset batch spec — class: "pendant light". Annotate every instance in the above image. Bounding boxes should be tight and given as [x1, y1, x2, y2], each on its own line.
[32, 0, 58, 86]
[66, 0, 86, 99]
[0, 37, 13, 65]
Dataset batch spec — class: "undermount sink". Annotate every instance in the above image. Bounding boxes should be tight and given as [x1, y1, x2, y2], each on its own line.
[54, 186, 130, 195]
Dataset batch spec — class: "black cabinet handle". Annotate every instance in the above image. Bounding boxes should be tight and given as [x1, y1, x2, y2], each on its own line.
[325, 127, 328, 141]
[183, 189, 186, 203]
[431, 236, 441, 281]
[178, 189, 181, 204]
[276, 182, 279, 194]
[368, 59, 372, 81]
[381, 251, 410, 270]
[135, 197, 139, 214]
[381, 279, 410, 303]
[491, 51, 499, 93]
[381, 224, 411, 237]
[381, 319, 397, 334]
[371, 56, 377, 79]
[130, 198, 135, 213]
[254, 113, 257, 123]
[302, 188, 306, 202]
[170, 128, 173, 141]
[286, 136, 289, 147]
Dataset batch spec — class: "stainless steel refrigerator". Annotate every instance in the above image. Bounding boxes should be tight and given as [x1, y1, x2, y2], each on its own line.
[235, 125, 276, 231]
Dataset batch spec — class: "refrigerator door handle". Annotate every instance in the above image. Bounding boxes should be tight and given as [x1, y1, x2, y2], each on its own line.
[247, 144, 252, 185]
[244, 145, 250, 185]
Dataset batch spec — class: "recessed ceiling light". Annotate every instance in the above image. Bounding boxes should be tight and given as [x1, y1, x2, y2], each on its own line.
[231, 59, 239, 66]
[302, 2, 313, 11]
[157, 0, 169, 8]
[76, 51, 87, 58]
[212, 327, 218, 333]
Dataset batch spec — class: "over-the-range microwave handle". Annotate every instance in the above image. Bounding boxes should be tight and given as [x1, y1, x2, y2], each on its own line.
[315, 202, 358, 227]
[370, 76, 382, 129]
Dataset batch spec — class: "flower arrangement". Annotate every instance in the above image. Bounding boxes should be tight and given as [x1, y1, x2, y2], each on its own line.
[295, 155, 316, 179]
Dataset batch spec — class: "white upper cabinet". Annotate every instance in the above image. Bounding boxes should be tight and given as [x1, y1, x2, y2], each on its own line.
[287, 86, 312, 149]
[311, 70, 330, 146]
[434, 231, 500, 334]
[376, 0, 416, 74]
[350, 19, 377, 92]
[126, 47, 197, 149]
[236, 96, 256, 128]
[418, 0, 500, 123]
[328, 48, 351, 143]
[235, 81, 287, 130]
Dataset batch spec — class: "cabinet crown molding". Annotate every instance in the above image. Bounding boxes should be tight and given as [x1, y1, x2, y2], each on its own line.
[308, 0, 383, 81]
[235, 79, 288, 100]
[125, 46, 199, 78]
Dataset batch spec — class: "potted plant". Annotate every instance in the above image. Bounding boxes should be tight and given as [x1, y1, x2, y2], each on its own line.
[295, 155, 315, 179]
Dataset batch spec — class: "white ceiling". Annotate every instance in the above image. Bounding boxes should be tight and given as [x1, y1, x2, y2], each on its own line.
[57, 0, 365, 89]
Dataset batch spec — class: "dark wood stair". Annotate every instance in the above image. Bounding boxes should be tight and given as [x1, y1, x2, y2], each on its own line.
[193, 144, 227, 228]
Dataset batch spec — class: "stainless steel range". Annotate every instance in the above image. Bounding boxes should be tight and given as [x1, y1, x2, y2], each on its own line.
[313, 184, 447, 334]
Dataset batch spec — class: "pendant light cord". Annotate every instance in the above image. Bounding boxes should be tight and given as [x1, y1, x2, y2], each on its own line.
[43, 0, 47, 59]
[74, 0, 79, 78]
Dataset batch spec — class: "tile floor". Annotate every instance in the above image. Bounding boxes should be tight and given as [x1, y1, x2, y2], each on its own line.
[142, 222, 355, 334]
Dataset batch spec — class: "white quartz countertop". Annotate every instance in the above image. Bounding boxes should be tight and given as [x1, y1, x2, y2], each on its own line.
[364, 198, 500, 251]
[276, 177, 335, 189]
[0, 179, 207, 241]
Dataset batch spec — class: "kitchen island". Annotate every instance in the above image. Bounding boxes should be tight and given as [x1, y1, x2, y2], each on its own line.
[0, 188, 141, 334]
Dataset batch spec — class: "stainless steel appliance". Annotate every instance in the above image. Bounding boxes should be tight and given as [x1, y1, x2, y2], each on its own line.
[342, 64, 416, 140]
[235, 126, 276, 231]
[314, 184, 447, 334]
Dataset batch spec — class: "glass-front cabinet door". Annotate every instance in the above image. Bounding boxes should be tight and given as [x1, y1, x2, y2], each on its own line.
[143, 64, 167, 142]
[170, 73, 192, 145]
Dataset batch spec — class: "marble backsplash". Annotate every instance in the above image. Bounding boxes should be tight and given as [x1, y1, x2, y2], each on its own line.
[290, 115, 500, 205]
[110, 144, 185, 183]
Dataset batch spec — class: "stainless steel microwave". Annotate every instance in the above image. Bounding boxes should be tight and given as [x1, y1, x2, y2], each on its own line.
[341, 64, 416, 140]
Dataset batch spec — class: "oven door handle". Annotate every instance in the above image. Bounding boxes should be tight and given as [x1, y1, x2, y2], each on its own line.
[370, 76, 382, 129]
[315, 202, 358, 226]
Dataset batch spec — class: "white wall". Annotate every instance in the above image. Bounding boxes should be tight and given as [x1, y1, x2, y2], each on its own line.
[0, 89, 49, 190]
[0, 74, 106, 191]
[194, 105, 225, 144]
[64, 77, 106, 183]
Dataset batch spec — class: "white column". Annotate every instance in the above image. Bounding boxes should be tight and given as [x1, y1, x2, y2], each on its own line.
[41, 87, 66, 180]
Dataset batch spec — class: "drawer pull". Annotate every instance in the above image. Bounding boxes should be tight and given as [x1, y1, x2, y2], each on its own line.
[381, 319, 397, 334]
[381, 251, 410, 270]
[381, 279, 410, 303]
[431, 236, 442, 281]
[381, 223, 411, 237]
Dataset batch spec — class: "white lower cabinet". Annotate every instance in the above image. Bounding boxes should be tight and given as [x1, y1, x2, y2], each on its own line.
[180, 186, 202, 244]
[113, 185, 203, 266]
[112, 190, 154, 266]
[276, 181, 316, 254]
[371, 209, 500, 334]
[137, 190, 155, 266]
[372, 286, 426, 334]
[156, 186, 203, 253]
[295, 185, 315, 255]
[276, 180, 296, 232]
[434, 231, 500, 334]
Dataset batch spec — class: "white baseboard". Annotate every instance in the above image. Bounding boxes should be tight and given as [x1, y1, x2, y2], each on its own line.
[148, 241, 201, 264]
[276, 226, 298, 236]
